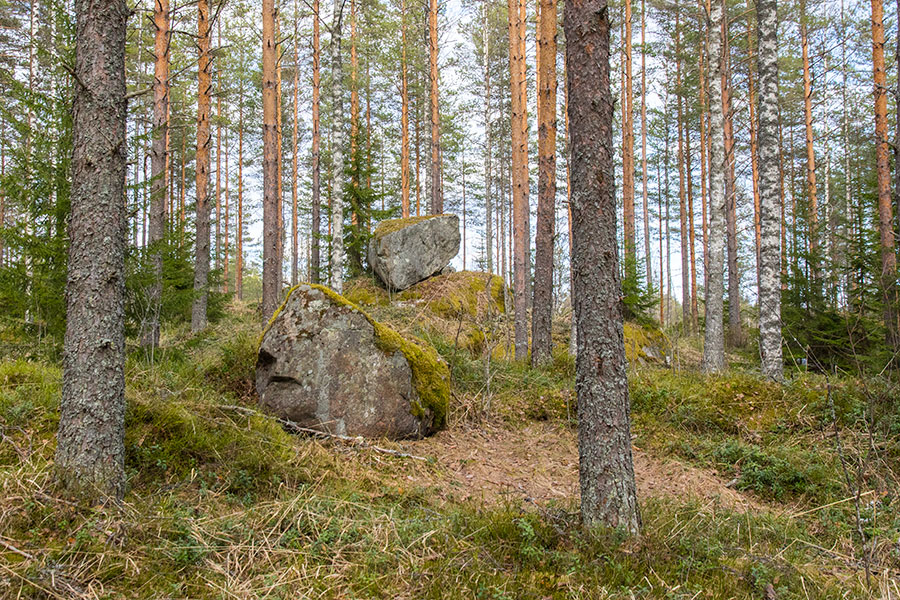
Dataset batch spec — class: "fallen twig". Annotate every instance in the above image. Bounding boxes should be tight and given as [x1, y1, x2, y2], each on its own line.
[218, 405, 429, 461]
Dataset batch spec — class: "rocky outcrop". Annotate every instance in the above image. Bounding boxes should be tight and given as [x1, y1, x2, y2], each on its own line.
[256, 284, 450, 439]
[367, 214, 460, 291]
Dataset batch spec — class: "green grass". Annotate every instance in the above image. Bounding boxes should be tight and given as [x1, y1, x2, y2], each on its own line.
[0, 308, 897, 597]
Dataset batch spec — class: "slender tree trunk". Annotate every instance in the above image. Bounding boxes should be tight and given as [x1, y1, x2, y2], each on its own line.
[428, 0, 442, 213]
[687, 111, 698, 331]
[192, 0, 212, 333]
[215, 19, 222, 277]
[237, 87, 245, 300]
[676, 7, 690, 328]
[622, 0, 635, 272]
[756, 0, 782, 380]
[292, 0, 300, 286]
[145, 0, 169, 349]
[224, 118, 230, 293]
[330, 0, 346, 292]
[698, 26, 709, 306]
[746, 0, 761, 293]
[722, 13, 742, 346]
[508, 0, 529, 361]
[565, 77, 576, 353]
[276, 15, 285, 293]
[311, 0, 321, 283]
[531, 0, 557, 366]
[800, 0, 818, 276]
[640, 0, 651, 289]
[401, 0, 411, 218]
[262, 0, 280, 317]
[702, 0, 726, 373]
[483, 0, 492, 273]
[564, 0, 640, 533]
[872, 0, 900, 350]
[57, 0, 128, 501]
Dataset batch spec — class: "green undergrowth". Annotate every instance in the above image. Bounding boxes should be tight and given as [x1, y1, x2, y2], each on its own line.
[0, 307, 897, 597]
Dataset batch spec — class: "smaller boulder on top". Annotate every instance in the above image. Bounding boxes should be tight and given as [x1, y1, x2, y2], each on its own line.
[368, 214, 460, 291]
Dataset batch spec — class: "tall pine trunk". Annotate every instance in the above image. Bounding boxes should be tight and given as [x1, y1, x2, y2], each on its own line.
[428, 0, 442, 213]
[565, 0, 640, 533]
[872, 0, 900, 350]
[262, 0, 280, 317]
[330, 0, 346, 292]
[756, 0, 783, 380]
[192, 0, 212, 333]
[800, 0, 818, 278]
[640, 0, 651, 290]
[311, 0, 321, 283]
[508, 0, 530, 361]
[622, 0, 635, 272]
[57, 0, 128, 501]
[483, 0, 493, 273]
[145, 0, 169, 349]
[531, 0, 557, 366]
[292, 0, 300, 286]
[401, 0, 411, 218]
[702, 0, 727, 372]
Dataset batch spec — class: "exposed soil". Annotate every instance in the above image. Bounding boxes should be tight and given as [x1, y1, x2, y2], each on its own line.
[398, 421, 766, 513]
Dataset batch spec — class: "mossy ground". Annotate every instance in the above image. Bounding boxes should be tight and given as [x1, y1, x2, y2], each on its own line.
[0, 302, 897, 597]
[370, 214, 441, 240]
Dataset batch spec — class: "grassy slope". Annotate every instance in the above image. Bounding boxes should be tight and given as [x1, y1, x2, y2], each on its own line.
[0, 302, 898, 598]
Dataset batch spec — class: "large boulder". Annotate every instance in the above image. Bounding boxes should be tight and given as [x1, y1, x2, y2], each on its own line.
[368, 214, 460, 291]
[256, 284, 450, 439]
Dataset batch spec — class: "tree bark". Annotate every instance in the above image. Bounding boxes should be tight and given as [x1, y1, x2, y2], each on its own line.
[565, 0, 640, 533]
[872, 0, 900, 350]
[622, 0, 635, 272]
[401, 0, 411, 218]
[145, 0, 169, 349]
[330, 0, 345, 292]
[192, 0, 212, 333]
[702, 0, 726, 373]
[428, 0, 442, 214]
[262, 0, 280, 317]
[640, 0, 651, 290]
[722, 11, 742, 347]
[292, 0, 300, 286]
[483, 0, 492, 273]
[311, 0, 321, 283]
[508, 0, 530, 361]
[531, 0, 557, 366]
[676, 6, 690, 328]
[237, 77, 245, 300]
[756, 0, 782, 380]
[57, 0, 128, 501]
[800, 0, 818, 276]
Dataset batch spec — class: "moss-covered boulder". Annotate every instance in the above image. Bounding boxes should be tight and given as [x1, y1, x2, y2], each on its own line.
[256, 284, 449, 439]
[368, 214, 460, 291]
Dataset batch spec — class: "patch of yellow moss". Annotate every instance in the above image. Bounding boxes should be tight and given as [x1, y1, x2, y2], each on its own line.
[400, 271, 506, 319]
[262, 283, 450, 430]
[372, 215, 441, 240]
[623, 322, 670, 365]
[343, 277, 390, 307]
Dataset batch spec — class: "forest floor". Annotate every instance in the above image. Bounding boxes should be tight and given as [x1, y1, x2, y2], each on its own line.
[1, 286, 900, 599]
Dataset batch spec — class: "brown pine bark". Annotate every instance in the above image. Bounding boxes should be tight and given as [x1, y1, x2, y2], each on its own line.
[623, 0, 635, 272]
[262, 0, 280, 318]
[676, 7, 690, 328]
[508, 0, 530, 361]
[400, 0, 411, 218]
[215, 18, 222, 277]
[145, 0, 169, 349]
[800, 0, 818, 272]
[276, 14, 285, 292]
[640, 0, 651, 289]
[292, 0, 300, 286]
[57, 0, 128, 501]
[428, 0, 442, 213]
[192, 0, 212, 333]
[311, 0, 321, 283]
[872, 0, 900, 349]
[565, 0, 640, 533]
[531, 0, 557, 366]
[237, 85, 245, 300]
[224, 118, 230, 293]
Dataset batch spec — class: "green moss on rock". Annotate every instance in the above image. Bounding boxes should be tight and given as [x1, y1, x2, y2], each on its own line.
[372, 215, 441, 240]
[262, 283, 450, 430]
[400, 271, 506, 319]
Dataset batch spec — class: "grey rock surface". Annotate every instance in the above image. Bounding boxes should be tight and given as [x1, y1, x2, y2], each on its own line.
[256, 284, 438, 439]
[368, 214, 460, 291]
